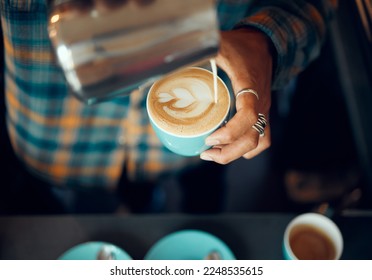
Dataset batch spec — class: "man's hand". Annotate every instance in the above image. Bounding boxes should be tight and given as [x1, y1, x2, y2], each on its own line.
[200, 28, 274, 164]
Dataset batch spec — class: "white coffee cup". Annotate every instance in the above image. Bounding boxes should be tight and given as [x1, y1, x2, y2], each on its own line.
[283, 213, 343, 260]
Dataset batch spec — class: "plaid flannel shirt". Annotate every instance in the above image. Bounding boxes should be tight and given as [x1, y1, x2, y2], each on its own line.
[0, 0, 335, 188]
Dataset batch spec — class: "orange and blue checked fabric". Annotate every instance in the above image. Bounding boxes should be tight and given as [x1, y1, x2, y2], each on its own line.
[0, 0, 335, 188]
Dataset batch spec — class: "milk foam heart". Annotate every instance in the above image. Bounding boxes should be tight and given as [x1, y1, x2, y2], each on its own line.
[147, 67, 229, 136]
[160, 80, 213, 120]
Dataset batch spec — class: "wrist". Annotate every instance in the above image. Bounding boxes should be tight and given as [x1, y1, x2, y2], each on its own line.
[235, 26, 276, 60]
[233, 26, 276, 84]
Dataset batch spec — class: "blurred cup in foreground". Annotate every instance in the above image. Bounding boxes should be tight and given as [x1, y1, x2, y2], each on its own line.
[283, 213, 343, 260]
[146, 66, 230, 156]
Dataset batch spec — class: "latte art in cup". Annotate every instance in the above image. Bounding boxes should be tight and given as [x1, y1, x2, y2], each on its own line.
[147, 67, 230, 136]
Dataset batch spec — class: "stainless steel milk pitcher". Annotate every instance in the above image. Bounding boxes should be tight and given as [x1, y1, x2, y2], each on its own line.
[48, 0, 220, 104]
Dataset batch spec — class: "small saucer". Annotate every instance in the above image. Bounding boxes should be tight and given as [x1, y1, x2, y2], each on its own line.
[144, 230, 236, 260]
[58, 241, 132, 260]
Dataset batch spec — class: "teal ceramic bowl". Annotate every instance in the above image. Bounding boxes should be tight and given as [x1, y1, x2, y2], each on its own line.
[144, 229, 236, 260]
[58, 241, 132, 260]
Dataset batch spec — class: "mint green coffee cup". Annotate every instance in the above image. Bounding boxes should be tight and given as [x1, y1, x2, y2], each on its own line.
[147, 67, 230, 156]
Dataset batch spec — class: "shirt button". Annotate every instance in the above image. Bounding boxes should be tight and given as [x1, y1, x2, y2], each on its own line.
[118, 135, 126, 146]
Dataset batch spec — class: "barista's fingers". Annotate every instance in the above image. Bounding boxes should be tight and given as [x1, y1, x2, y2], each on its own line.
[201, 92, 261, 164]
[202, 126, 271, 164]
[205, 95, 258, 146]
[242, 124, 271, 159]
[201, 128, 259, 164]
[211, 144, 224, 150]
[207, 124, 271, 162]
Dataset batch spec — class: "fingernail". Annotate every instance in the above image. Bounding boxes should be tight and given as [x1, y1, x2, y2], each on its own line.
[200, 153, 213, 161]
[205, 138, 220, 146]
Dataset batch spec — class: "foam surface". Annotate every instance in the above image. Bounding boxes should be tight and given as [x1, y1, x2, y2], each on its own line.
[148, 68, 229, 136]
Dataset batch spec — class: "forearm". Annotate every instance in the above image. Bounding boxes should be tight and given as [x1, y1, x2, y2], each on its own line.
[235, 0, 337, 89]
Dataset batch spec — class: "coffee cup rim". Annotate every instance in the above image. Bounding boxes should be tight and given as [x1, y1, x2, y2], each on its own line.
[146, 66, 231, 138]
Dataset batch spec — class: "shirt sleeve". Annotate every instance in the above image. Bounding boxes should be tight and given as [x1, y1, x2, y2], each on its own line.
[235, 0, 337, 90]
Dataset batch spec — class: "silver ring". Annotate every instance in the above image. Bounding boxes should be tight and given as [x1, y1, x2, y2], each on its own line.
[236, 88, 259, 100]
[252, 113, 267, 137]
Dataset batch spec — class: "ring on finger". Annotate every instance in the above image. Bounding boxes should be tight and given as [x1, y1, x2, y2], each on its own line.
[252, 113, 267, 137]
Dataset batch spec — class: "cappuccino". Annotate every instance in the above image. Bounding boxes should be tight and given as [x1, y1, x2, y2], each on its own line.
[147, 67, 229, 136]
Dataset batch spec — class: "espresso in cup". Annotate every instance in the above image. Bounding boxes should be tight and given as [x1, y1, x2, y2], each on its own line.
[289, 224, 337, 260]
[147, 67, 230, 156]
[283, 213, 343, 260]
